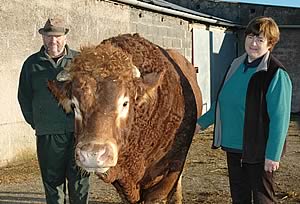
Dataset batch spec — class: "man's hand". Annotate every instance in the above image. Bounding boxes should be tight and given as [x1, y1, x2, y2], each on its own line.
[264, 158, 279, 172]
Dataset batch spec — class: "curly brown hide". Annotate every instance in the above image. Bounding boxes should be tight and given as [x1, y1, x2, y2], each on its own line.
[70, 43, 135, 82]
[102, 33, 167, 75]
[94, 34, 185, 203]
[49, 33, 201, 203]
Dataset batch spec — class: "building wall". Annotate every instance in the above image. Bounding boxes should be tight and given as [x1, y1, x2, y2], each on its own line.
[0, 0, 194, 166]
[164, 0, 300, 24]
[272, 29, 300, 113]
[165, 0, 300, 112]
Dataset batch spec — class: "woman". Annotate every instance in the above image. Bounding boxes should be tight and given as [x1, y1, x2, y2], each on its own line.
[196, 16, 292, 203]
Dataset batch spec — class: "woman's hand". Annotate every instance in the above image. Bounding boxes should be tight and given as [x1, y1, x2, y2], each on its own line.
[264, 159, 279, 172]
[194, 124, 201, 135]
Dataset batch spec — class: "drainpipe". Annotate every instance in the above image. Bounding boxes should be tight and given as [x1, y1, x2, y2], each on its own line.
[113, 0, 240, 27]
[238, 25, 300, 29]
[278, 25, 300, 29]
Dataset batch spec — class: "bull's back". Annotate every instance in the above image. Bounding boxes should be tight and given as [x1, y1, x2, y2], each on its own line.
[166, 49, 202, 117]
[154, 47, 200, 158]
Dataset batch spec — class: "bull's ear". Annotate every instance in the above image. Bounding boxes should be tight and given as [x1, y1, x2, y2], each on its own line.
[48, 80, 73, 113]
[142, 72, 162, 86]
[136, 71, 164, 105]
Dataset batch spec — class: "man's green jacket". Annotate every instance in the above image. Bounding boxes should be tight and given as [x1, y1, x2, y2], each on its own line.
[18, 45, 76, 135]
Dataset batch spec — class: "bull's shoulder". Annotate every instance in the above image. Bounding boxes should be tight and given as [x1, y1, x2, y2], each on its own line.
[165, 49, 196, 80]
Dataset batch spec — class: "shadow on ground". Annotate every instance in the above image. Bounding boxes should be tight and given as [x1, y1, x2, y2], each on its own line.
[0, 191, 44, 204]
[0, 191, 120, 204]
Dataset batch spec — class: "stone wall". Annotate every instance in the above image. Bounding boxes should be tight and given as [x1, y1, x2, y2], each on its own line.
[164, 0, 300, 24]
[273, 29, 300, 112]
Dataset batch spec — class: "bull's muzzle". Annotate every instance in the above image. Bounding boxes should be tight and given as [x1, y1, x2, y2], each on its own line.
[75, 141, 118, 173]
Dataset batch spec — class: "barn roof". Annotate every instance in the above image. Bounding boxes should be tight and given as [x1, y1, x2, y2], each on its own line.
[114, 0, 241, 27]
[220, 0, 300, 9]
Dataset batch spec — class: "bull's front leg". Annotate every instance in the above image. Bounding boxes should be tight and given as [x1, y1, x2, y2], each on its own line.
[112, 176, 142, 203]
[142, 169, 183, 204]
[109, 154, 148, 203]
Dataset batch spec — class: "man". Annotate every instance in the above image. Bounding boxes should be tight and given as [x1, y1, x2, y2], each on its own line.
[18, 15, 90, 204]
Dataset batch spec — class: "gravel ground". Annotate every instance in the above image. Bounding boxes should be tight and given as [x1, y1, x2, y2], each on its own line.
[0, 114, 299, 204]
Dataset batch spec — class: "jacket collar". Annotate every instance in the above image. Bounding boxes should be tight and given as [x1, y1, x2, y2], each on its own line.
[238, 51, 270, 72]
[38, 44, 74, 61]
[225, 51, 270, 83]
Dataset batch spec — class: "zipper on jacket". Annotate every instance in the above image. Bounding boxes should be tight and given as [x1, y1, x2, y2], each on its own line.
[240, 158, 243, 168]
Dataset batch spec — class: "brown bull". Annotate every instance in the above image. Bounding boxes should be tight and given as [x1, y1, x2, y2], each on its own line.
[48, 33, 202, 203]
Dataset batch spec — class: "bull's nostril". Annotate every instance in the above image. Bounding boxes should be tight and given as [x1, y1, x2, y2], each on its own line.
[99, 148, 106, 154]
[77, 149, 86, 162]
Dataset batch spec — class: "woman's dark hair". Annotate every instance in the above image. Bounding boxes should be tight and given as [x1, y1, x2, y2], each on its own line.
[245, 16, 280, 50]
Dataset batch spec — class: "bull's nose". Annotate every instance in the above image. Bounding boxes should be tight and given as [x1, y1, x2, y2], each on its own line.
[76, 142, 118, 170]
[77, 148, 106, 166]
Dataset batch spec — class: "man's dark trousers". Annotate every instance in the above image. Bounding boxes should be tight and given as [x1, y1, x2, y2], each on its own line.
[37, 132, 90, 204]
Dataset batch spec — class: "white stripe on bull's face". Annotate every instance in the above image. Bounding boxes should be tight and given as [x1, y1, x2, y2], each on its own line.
[72, 96, 83, 121]
[116, 94, 130, 127]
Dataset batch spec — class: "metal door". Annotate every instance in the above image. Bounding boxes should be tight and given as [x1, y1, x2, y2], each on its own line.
[193, 27, 237, 114]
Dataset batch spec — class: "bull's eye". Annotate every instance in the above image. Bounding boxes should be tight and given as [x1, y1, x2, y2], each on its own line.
[117, 95, 130, 121]
[123, 101, 129, 107]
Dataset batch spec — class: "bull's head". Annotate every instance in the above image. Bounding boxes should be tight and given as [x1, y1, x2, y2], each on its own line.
[48, 43, 163, 175]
